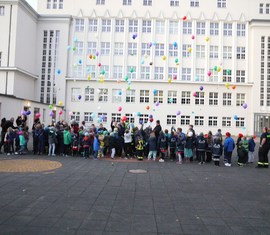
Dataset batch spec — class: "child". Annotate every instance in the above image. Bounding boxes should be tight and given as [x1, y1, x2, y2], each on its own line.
[248, 136, 256, 163]
[93, 134, 100, 160]
[169, 130, 177, 161]
[184, 131, 194, 163]
[18, 130, 26, 155]
[148, 131, 157, 161]
[136, 135, 144, 160]
[224, 132, 235, 167]
[98, 131, 105, 158]
[237, 137, 249, 167]
[63, 127, 72, 157]
[124, 126, 132, 159]
[212, 137, 223, 166]
[4, 127, 15, 155]
[158, 131, 168, 162]
[176, 129, 185, 164]
[48, 126, 57, 156]
[196, 132, 207, 165]
[82, 132, 91, 159]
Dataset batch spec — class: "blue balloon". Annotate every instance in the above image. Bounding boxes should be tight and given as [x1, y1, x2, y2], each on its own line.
[233, 115, 238, 120]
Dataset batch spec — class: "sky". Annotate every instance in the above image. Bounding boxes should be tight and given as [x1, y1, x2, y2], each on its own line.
[26, 0, 38, 10]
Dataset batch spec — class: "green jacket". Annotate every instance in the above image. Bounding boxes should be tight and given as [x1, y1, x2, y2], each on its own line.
[63, 130, 72, 145]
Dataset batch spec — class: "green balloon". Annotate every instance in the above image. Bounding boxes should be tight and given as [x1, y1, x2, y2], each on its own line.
[227, 70, 231, 75]
[175, 58, 179, 63]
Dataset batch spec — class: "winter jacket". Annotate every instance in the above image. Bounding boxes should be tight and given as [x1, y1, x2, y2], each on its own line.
[158, 134, 168, 150]
[148, 136, 157, 151]
[63, 130, 72, 145]
[48, 127, 57, 144]
[169, 135, 177, 148]
[196, 136, 207, 151]
[184, 137, 194, 149]
[19, 134, 26, 146]
[248, 138, 256, 152]
[212, 142, 223, 156]
[93, 136, 100, 151]
[224, 137, 235, 153]
[82, 136, 91, 148]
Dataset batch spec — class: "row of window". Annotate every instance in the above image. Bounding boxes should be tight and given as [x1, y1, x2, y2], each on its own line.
[71, 112, 244, 128]
[94, 0, 226, 8]
[259, 3, 270, 14]
[71, 88, 247, 107]
[0, 6, 4, 16]
[77, 18, 246, 37]
[46, 0, 63, 9]
[73, 41, 246, 60]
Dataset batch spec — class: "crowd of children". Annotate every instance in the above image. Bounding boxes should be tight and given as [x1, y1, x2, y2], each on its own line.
[0, 114, 261, 168]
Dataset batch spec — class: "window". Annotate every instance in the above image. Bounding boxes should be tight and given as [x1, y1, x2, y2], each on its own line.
[196, 22, 206, 35]
[182, 68, 191, 81]
[129, 19, 138, 33]
[114, 42, 124, 55]
[125, 114, 135, 123]
[222, 93, 232, 106]
[190, 0, 199, 7]
[141, 43, 151, 56]
[75, 19, 84, 32]
[222, 117, 231, 127]
[59, 0, 63, 9]
[183, 22, 192, 34]
[113, 66, 123, 79]
[100, 65, 109, 79]
[196, 45, 205, 58]
[126, 89, 135, 103]
[115, 19, 125, 32]
[98, 113, 107, 123]
[168, 67, 177, 80]
[71, 88, 81, 102]
[169, 44, 178, 57]
[236, 117, 245, 127]
[73, 65, 83, 77]
[209, 92, 218, 105]
[74, 41, 83, 55]
[112, 89, 122, 103]
[210, 45, 219, 59]
[140, 90, 150, 103]
[154, 67, 164, 80]
[266, 3, 270, 14]
[141, 66, 150, 80]
[86, 65, 96, 79]
[87, 42, 96, 55]
[209, 69, 219, 82]
[100, 42, 110, 55]
[169, 21, 178, 34]
[47, 0, 51, 9]
[236, 47, 245, 59]
[210, 22, 219, 36]
[156, 21, 165, 34]
[84, 112, 94, 122]
[195, 68, 205, 81]
[127, 66, 136, 79]
[70, 112, 80, 122]
[236, 93, 245, 106]
[217, 0, 226, 8]
[0, 52, 2, 66]
[195, 92, 204, 105]
[182, 44, 192, 58]
[155, 43, 165, 56]
[85, 88, 94, 102]
[223, 46, 232, 59]
[102, 19, 111, 32]
[139, 114, 149, 124]
[89, 19, 98, 32]
[236, 70, 245, 83]
[237, 24, 246, 37]
[128, 43, 137, 56]
[223, 69, 232, 82]
[170, 0, 179, 6]
[168, 91, 177, 104]
[259, 3, 264, 14]
[53, 0, 57, 9]
[98, 88, 108, 102]
[223, 23, 232, 36]
[143, 0, 152, 6]
[123, 0, 132, 5]
[208, 117, 218, 126]
[181, 116, 190, 126]
[195, 116, 204, 126]
[167, 115, 177, 125]
[181, 91, 191, 104]
[142, 20, 152, 33]
[0, 6, 4, 15]
[96, 0, 105, 5]
[112, 113, 121, 122]
[154, 90, 163, 103]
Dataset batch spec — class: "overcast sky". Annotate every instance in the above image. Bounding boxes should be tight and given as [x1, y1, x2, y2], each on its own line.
[26, 0, 37, 10]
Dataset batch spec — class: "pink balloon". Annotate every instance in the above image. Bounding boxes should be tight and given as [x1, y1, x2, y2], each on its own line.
[59, 110, 63, 115]
[193, 92, 197, 97]
[207, 71, 212, 77]
[118, 107, 122, 112]
[191, 35, 195, 40]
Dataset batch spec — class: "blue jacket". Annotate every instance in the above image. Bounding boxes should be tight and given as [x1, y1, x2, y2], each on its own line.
[224, 137, 235, 153]
[248, 138, 256, 152]
[93, 136, 100, 151]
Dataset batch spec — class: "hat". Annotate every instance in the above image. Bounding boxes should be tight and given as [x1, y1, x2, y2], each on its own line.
[84, 132, 89, 136]
[238, 133, 243, 138]
[225, 132, 230, 137]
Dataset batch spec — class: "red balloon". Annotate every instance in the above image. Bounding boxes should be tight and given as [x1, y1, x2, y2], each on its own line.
[98, 63, 101, 67]
[183, 16, 187, 20]
[122, 116, 127, 122]
[149, 118, 154, 123]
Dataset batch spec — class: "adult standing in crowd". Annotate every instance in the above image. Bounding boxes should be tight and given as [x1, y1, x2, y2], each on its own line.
[0, 117, 16, 154]
[256, 127, 270, 168]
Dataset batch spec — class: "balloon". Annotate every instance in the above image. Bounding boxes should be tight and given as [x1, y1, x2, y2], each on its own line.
[168, 78, 172, 83]
[118, 106, 122, 112]
[125, 76, 129, 81]
[122, 116, 127, 122]
[199, 86, 204, 91]
[227, 69, 231, 75]
[148, 42, 152, 48]
[232, 85, 236, 90]
[233, 115, 238, 120]
[74, 37, 78, 43]
[67, 45, 71, 51]
[90, 113, 95, 118]
[149, 114, 153, 119]
[59, 101, 63, 106]
[137, 112, 141, 117]
[146, 105, 150, 110]
[153, 89, 158, 95]
[173, 42, 178, 47]
[118, 91, 122, 96]
[101, 70, 105, 75]
[207, 71, 212, 77]
[72, 47, 77, 51]
[93, 55, 96, 59]
[78, 95, 82, 100]
[168, 98, 173, 103]
[242, 103, 248, 109]
[149, 62, 153, 66]
[98, 63, 101, 67]
[78, 59, 82, 65]
[127, 86, 131, 90]
[225, 83, 230, 89]
[59, 110, 63, 115]
[21, 111, 27, 115]
[149, 118, 154, 123]
[162, 55, 167, 61]
[139, 120, 143, 124]
[173, 75, 177, 80]
[214, 66, 218, 71]
[191, 35, 195, 40]
[195, 76, 199, 81]
[87, 75, 91, 81]
[182, 16, 187, 20]
[193, 92, 197, 97]
[217, 67, 221, 72]
[95, 51, 99, 56]
[97, 117, 102, 123]
[132, 34, 137, 40]
[57, 69, 61, 75]
[205, 37, 210, 42]
[176, 110, 181, 116]
[49, 104, 53, 109]
[69, 111, 73, 116]
[188, 47, 192, 53]
[89, 54, 93, 59]
[49, 111, 54, 117]
[175, 58, 179, 63]
[35, 113, 41, 118]
[141, 60, 145, 65]
[26, 110, 31, 115]
[155, 101, 159, 107]
[130, 67, 135, 73]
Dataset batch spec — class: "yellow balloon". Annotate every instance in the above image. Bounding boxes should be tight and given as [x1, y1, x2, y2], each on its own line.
[87, 75, 91, 80]
[188, 47, 192, 53]
[59, 101, 63, 106]
[168, 79, 172, 83]
[205, 37, 210, 42]
[217, 67, 221, 72]
[162, 55, 167, 61]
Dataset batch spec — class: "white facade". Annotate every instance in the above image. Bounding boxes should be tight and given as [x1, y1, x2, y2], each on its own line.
[0, 0, 270, 135]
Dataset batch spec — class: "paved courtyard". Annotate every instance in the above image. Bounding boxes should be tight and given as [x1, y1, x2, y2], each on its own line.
[0, 152, 269, 235]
